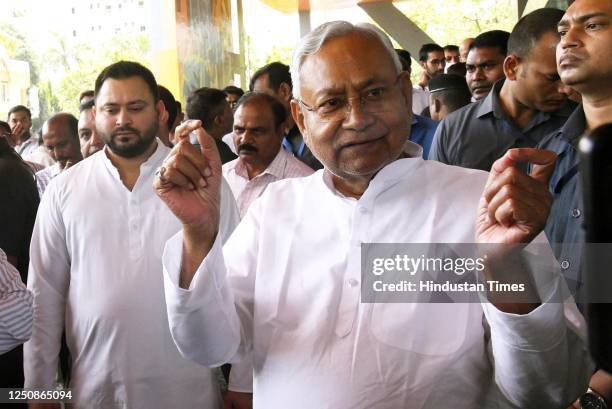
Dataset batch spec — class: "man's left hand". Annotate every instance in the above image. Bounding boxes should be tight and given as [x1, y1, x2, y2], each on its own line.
[476, 148, 557, 244]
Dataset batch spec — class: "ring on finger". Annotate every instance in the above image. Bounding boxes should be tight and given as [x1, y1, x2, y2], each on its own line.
[155, 166, 167, 183]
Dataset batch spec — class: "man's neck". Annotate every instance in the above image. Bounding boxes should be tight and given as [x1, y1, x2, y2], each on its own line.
[499, 82, 535, 130]
[105, 141, 158, 191]
[583, 92, 612, 132]
[243, 158, 271, 180]
[331, 173, 372, 199]
[17, 132, 31, 145]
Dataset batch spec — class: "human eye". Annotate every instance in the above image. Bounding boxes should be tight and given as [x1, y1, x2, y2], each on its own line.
[79, 130, 92, 141]
[234, 127, 245, 134]
[129, 104, 145, 112]
[466, 65, 476, 73]
[104, 106, 118, 115]
[317, 98, 343, 114]
[364, 87, 386, 100]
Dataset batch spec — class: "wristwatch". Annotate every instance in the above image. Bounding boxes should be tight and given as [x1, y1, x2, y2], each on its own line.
[579, 388, 608, 409]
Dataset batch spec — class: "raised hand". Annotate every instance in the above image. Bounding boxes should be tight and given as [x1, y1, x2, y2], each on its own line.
[476, 148, 557, 245]
[154, 120, 222, 238]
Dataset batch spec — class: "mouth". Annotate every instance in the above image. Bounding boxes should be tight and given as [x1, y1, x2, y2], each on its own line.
[472, 86, 491, 95]
[558, 53, 583, 68]
[341, 135, 385, 150]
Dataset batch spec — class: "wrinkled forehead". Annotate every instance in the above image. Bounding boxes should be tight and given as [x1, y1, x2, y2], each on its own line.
[298, 33, 398, 97]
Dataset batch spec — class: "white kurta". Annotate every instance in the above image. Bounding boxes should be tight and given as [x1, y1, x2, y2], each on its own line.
[163, 144, 592, 409]
[25, 140, 240, 408]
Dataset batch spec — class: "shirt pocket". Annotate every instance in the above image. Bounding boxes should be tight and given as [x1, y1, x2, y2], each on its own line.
[368, 302, 471, 355]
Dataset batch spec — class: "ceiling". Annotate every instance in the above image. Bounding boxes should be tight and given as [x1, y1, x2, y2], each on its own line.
[258, 0, 397, 13]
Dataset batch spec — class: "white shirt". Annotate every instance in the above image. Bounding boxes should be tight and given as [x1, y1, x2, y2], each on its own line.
[15, 135, 39, 158]
[0, 248, 33, 355]
[25, 140, 240, 408]
[223, 148, 314, 218]
[24, 145, 55, 168]
[35, 163, 60, 198]
[162, 142, 592, 409]
[412, 86, 430, 115]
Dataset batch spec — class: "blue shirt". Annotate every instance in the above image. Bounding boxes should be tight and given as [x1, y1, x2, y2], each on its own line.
[429, 79, 575, 171]
[538, 105, 585, 297]
[410, 114, 438, 158]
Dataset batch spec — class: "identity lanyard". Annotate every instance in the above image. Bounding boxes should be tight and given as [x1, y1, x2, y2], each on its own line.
[282, 137, 305, 157]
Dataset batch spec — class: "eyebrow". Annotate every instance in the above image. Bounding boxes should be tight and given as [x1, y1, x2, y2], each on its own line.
[559, 12, 609, 27]
[312, 77, 385, 100]
[102, 99, 149, 107]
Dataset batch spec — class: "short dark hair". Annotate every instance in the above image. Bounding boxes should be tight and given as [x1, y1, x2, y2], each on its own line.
[79, 90, 94, 102]
[443, 45, 460, 53]
[469, 30, 510, 56]
[419, 43, 444, 62]
[223, 85, 244, 97]
[186, 87, 228, 130]
[94, 61, 159, 103]
[447, 62, 467, 77]
[508, 8, 564, 59]
[395, 49, 412, 72]
[8, 105, 31, 120]
[235, 92, 287, 129]
[79, 98, 95, 113]
[429, 74, 472, 113]
[0, 120, 11, 134]
[249, 62, 292, 92]
[158, 85, 178, 129]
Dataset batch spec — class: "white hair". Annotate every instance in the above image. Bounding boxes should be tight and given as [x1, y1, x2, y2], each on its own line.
[290, 21, 402, 99]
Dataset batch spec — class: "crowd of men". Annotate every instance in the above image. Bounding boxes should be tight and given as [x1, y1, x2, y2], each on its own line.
[1, 0, 611, 408]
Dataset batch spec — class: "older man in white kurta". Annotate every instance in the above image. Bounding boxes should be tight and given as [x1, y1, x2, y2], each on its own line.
[155, 23, 592, 409]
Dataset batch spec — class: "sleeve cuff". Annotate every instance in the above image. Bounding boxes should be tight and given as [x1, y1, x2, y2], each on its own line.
[482, 277, 565, 351]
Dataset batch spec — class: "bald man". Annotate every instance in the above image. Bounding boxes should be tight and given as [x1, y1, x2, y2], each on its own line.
[36, 113, 83, 197]
[459, 37, 474, 62]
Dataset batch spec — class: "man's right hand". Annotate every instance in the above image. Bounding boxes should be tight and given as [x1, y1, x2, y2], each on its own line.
[153, 120, 222, 288]
[10, 122, 23, 145]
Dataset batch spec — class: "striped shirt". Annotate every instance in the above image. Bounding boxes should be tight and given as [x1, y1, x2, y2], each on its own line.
[35, 163, 60, 198]
[0, 248, 33, 354]
[223, 148, 314, 218]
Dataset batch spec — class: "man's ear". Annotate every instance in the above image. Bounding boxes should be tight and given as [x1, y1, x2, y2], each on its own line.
[290, 99, 309, 145]
[278, 82, 292, 104]
[398, 71, 413, 111]
[503, 54, 520, 81]
[419, 60, 427, 70]
[156, 100, 167, 122]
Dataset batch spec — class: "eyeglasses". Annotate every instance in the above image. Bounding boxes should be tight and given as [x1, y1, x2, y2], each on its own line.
[297, 74, 403, 123]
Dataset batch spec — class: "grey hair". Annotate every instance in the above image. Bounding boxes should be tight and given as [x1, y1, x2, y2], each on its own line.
[290, 21, 402, 99]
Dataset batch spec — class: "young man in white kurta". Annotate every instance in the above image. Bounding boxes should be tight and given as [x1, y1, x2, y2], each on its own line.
[24, 62, 240, 409]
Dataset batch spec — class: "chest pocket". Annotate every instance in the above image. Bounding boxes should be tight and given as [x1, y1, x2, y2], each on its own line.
[369, 302, 475, 355]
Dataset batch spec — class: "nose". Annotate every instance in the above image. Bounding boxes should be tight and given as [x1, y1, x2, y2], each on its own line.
[342, 96, 375, 131]
[115, 108, 133, 127]
[90, 129, 104, 149]
[559, 26, 580, 50]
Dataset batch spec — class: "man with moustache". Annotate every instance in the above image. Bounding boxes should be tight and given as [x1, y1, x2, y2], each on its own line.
[429, 8, 574, 171]
[225, 92, 313, 218]
[538, 1, 612, 406]
[35, 113, 83, 197]
[24, 61, 239, 408]
[155, 21, 590, 409]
